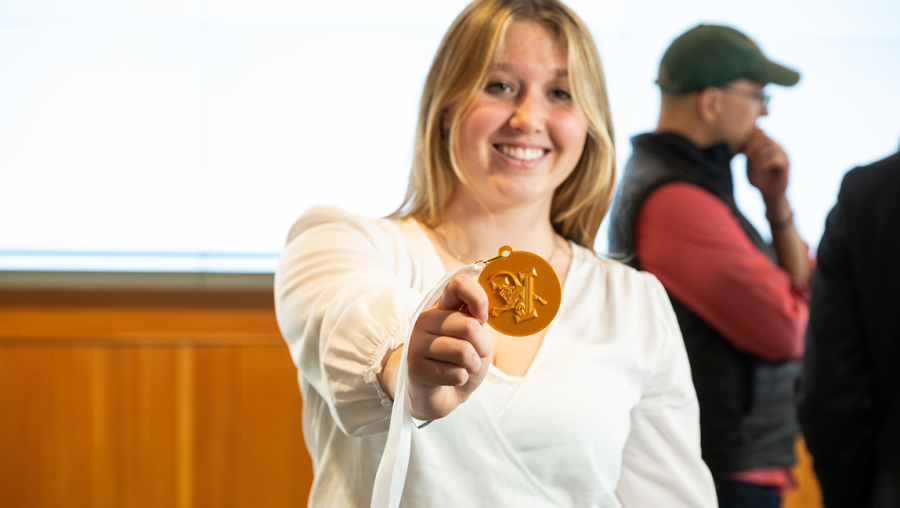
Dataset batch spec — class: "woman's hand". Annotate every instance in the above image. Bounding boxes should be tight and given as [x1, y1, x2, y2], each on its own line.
[408, 273, 492, 420]
[381, 273, 492, 421]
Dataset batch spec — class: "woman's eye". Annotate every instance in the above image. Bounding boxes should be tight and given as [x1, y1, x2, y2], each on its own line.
[487, 82, 512, 94]
[551, 89, 572, 101]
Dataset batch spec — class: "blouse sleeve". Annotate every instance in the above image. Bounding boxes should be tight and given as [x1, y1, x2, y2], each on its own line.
[274, 206, 425, 437]
[615, 274, 718, 507]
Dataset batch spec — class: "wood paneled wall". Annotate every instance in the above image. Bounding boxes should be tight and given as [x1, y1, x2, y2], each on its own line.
[0, 290, 313, 508]
[0, 288, 823, 507]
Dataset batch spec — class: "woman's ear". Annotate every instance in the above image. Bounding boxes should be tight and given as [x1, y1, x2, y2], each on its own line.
[695, 87, 722, 126]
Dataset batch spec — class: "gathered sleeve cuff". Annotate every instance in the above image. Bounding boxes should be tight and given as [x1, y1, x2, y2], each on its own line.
[363, 340, 401, 412]
[275, 206, 425, 436]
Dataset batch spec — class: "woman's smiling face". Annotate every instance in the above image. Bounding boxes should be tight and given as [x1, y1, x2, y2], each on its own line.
[453, 20, 588, 211]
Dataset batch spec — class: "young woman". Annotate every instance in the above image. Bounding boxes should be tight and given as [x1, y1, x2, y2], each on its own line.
[275, 1, 716, 506]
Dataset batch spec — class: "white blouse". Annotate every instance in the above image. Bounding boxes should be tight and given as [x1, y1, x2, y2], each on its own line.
[274, 206, 717, 508]
[482, 366, 523, 417]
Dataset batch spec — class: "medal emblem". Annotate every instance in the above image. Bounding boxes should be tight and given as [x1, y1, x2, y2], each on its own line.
[477, 246, 561, 337]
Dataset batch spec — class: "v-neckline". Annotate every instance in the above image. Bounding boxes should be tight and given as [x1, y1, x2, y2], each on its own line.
[407, 218, 579, 380]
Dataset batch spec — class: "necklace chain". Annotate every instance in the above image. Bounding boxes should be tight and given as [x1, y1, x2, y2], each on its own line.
[437, 225, 558, 265]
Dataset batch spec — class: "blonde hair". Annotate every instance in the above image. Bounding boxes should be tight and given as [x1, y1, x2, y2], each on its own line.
[391, 0, 615, 249]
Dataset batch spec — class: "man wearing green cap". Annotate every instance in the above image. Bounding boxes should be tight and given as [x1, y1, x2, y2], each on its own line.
[608, 24, 812, 507]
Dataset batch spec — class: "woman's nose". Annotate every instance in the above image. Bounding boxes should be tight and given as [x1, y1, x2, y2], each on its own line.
[509, 91, 545, 133]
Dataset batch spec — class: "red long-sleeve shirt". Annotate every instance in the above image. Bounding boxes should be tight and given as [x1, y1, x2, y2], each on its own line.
[635, 182, 809, 362]
[635, 181, 813, 491]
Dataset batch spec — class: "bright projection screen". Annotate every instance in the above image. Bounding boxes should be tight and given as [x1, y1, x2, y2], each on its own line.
[1, 0, 899, 273]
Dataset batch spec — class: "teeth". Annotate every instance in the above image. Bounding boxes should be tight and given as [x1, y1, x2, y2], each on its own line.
[499, 145, 544, 161]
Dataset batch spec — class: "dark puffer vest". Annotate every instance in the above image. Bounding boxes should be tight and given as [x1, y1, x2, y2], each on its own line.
[608, 132, 801, 474]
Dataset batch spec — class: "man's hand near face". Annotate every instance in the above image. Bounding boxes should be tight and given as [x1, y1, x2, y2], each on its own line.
[742, 127, 809, 283]
[744, 127, 790, 207]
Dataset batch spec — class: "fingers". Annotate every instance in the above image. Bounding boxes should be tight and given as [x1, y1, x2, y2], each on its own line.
[408, 305, 491, 390]
[744, 129, 790, 201]
[744, 129, 772, 159]
[740, 127, 762, 155]
[405, 274, 492, 409]
[425, 333, 486, 371]
[406, 324, 487, 389]
[750, 148, 788, 175]
[750, 146, 782, 171]
[744, 130, 788, 173]
[408, 336, 483, 388]
[415, 308, 491, 358]
[437, 274, 489, 323]
[405, 328, 492, 418]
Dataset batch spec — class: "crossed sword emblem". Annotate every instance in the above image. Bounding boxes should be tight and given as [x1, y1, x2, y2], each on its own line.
[488, 268, 548, 324]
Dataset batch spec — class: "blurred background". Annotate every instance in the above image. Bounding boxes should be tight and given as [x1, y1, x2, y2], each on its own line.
[1, 0, 898, 272]
[1, 0, 897, 506]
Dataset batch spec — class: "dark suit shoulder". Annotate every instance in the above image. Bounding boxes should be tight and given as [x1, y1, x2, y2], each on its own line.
[840, 151, 900, 203]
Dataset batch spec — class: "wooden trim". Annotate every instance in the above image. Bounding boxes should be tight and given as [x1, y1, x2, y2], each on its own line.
[0, 289, 275, 309]
[0, 271, 275, 291]
[0, 307, 283, 347]
[0, 287, 283, 348]
[0, 335, 285, 348]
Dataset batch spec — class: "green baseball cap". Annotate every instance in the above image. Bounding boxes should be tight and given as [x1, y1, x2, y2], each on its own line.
[657, 24, 800, 94]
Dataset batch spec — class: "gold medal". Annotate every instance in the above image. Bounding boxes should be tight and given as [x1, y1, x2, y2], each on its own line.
[477, 246, 561, 337]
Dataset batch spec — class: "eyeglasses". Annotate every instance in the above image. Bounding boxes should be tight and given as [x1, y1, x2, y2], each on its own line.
[719, 86, 770, 107]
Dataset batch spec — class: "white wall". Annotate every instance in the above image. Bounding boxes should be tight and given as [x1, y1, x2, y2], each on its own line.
[1, 0, 898, 271]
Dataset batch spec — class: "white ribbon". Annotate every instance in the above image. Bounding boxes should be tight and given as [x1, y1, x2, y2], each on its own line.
[370, 263, 484, 508]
